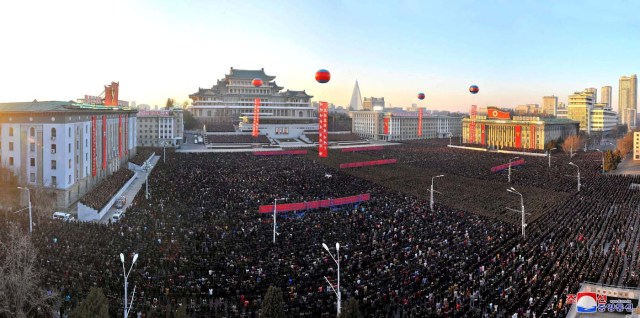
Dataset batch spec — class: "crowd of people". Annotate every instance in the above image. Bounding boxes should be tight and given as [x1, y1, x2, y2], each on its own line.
[78, 168, 134, 211]
[21, 141, 640, 317]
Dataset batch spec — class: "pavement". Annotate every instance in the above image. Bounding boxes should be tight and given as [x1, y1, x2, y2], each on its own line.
[611, 155, 640, 175]
[98, 154, 160, 224]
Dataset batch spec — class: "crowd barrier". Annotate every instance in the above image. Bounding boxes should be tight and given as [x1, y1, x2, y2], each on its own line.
[254, 150, 308, 156]
[341, 146, 384, 152]
[491, 158, 526, 173]
[340, 159, 397, 169]
[258, 193, 370, 213]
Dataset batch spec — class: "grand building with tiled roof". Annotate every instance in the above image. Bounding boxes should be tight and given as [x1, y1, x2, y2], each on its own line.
[189, 68, 317, 138]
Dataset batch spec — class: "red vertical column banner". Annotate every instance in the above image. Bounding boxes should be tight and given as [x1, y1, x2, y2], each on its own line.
[91, 116, 97, 177]
[318, 102, 329, 157]
[515, 125, 522, 148]
[469, 105, 477, 144]
[118, 115, 122, 159]
[102, 115, 107, 169]
[530, 125, 536, 149]
[383, 117, 390, 135]
[124, 114, 128, 156]
[252, 98, 261, 137]
[481, 124, 486, 145]
[417, 108, 423, 137]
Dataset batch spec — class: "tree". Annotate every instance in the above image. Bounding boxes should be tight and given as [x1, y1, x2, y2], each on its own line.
[338, 298, 362, 318]
[604, 150, 623, 172]
[561, 135, 583, 155]
[0, 165, 19, 211]
[183, 109, 201, 131]
[70, 287, 109, 318]
[165, 98, 176, 109]
[260, 286, 284, 318]
[0, 225, 54, 317]
[616, 132, 635, 157]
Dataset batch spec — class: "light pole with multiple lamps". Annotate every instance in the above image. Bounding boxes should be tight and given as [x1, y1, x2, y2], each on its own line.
[120, 252, 139, 318]
[322, 242, 341, 316]
[568, 162, 581, 192]
[430, 175, 444, 212]
[17, 187, 32, 234]
[142, 160, 152, 199]
[506, 187, 526, 239]
[273, 197, 286, 244]
[508, 157, 519, 183]
[547, 147, 557, 168]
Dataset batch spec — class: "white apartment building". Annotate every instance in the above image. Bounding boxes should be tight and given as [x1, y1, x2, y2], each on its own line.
[0, 101, 136, 208]
[136, 108, 184, 147]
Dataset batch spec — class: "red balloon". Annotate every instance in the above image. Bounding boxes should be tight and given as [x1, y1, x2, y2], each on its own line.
[417, 93, 425, 100]
[315, 69, 331, 83]
[252, 78, 263, 87]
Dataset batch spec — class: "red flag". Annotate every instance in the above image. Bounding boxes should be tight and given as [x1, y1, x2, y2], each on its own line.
[566, 294, 576, 304]
[383, 117, 390, 135]
[487, 107, 511, 119]
[515, 125, 522, 148]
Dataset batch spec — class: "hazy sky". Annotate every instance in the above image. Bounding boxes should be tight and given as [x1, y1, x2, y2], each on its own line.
[1, 0, 639, 112]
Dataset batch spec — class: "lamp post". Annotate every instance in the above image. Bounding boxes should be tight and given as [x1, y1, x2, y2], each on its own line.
[508, 157, 519, 183]
[142, 160, 152, 199]
[322, 242, 341, 316]
[596, 148, 605, 173]
[17, 187, 32, 234]
[506, 187, 525, 239]
[569, 162, 581, 192]
[120, 252, 139, 318]
[548, 147, 557, 168]
[273, 197, 286, 244]
[430, 175, 444, 212]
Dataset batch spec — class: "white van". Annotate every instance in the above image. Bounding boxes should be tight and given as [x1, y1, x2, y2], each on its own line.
[111, 210, 125, 223]
[53, 212, 72, 221]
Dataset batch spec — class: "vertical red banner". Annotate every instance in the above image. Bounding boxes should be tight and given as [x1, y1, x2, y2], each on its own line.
[481, 124, 486, 145]
[515, 125, 522, 148]
[91, 116, 97, 177]
[383, 117, 390, 135]
[530, 125, 536, 149]
[318, 102, 329, 157]
[252, 98, 261, 137]
[102, 116, 107, 169]
[469, 105, 477, 143]
[124, 114, 128, 155]
[418, 108, 423, 137]
[118, 115, 122, 159]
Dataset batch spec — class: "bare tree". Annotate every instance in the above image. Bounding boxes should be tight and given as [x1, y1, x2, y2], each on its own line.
[562, 135, 583, 155]
[616, 131, 635, 157]
[0, 225, 55, 317]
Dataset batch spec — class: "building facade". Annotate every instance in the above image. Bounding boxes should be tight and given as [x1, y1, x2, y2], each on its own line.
[189, 68, 315, 139]
[634, 131, 640, 161]
[462, 115, 579, 150]
[350, 110, 463, 141]
[601, 86, 612, 108]
[590, 106, 618, 135]
[136, 109, 184, 147]
[363, 97, 385, 111]
[543, 96, 558, 116]
[568, 91, 594, 134]
[619, 74, 637, 129]
[0, 101, 137, 208]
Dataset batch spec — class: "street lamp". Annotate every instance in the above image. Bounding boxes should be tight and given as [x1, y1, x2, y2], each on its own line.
[430, 175, 444, 212]
[120, 252, 139, 318]
[17, 187, 32, 234]
[508, 157, 520, 183]
[568, 162, 581, 192]
[506, 187, 526, 239]
[142, 160, 152, 199]
[322, 242, 341, 316]
[596, 149, 605, 173]
[547, 148, 557, 168]
[273, 198, 286, 244]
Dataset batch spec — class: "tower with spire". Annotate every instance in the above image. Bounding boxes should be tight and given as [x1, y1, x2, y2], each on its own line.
[349, 80, 363, 111]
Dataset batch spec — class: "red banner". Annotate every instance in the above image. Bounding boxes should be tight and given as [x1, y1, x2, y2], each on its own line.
[481, 124, 486, 145]
[258, 193, 371, 213]
[118, 115, 122, 159]
[530, 125, 535, 149]
[469, 105, 477, 143]
[254, 150, 307, 156]
[490, 158, 526, 173]
[341, 146, 383, 152]
[102, 116, 107, 169]
[318, 102, 329, 157]
[91, 116, 97, 177]
[340, 159, 397, 169]
[252, 98, 261, 137]
[383, 117, 390, 135]
[418, 108, 423, 137]
[487, 107, 511, 119]
[515, 125, 522, 148]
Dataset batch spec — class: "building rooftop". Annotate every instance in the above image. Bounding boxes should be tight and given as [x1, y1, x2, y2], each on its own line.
[0, 101, 136, 113]
[226, 68, 275, 81]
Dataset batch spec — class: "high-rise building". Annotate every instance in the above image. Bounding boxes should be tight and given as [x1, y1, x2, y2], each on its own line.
[568, 90, 594, 134]
[349, 80, 363, 111]
[363, 97, 385, 111]
[585, 88, 597, 104]
[619, 74, 638, 128]
[601, 86, 612, 108]
[543, 96, 558, 116]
